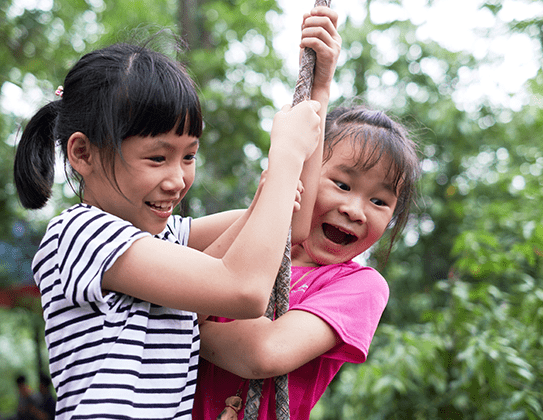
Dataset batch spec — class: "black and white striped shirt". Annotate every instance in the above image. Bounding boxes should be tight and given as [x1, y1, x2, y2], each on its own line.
[33, 204, 199, 420]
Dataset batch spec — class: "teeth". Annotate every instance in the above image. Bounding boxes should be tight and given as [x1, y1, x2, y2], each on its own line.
[147, 202, 171, 210]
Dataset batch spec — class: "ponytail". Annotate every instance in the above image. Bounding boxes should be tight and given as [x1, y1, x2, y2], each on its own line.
[13, 101, 60, 209]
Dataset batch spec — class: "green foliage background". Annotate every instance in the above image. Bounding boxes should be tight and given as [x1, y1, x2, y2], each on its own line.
[0, 0, 542, 418]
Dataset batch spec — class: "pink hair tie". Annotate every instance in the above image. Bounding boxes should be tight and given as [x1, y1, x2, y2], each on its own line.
[55, 86, 64, 97]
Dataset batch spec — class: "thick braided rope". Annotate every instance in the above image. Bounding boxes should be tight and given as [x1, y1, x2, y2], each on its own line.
[243, 1, 331, 418]
[243, 236, 290, 419]
[271, 237, 291, 420]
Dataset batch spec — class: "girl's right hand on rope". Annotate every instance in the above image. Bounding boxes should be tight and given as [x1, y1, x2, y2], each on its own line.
[269, 100, 321, 163]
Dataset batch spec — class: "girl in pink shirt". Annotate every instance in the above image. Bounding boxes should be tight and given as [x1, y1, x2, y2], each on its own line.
[193, 102, 421, 419]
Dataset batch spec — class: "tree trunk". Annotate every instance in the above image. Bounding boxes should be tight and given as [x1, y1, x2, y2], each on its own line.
[178, 0, 211, 49]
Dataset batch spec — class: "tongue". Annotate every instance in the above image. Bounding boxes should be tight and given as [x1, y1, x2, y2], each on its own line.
[323, 224, 348, 245]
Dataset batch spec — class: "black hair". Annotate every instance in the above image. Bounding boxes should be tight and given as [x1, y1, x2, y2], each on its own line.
[323, 105, 421, 260]
[14, 36, 202, 209]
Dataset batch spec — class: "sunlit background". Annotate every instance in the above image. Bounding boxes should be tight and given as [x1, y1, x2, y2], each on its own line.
[276, 0, 541, 111]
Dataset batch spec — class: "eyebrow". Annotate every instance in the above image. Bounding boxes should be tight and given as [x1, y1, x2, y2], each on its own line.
[187, 139, 200, 148]
[150, 138, 200, 151]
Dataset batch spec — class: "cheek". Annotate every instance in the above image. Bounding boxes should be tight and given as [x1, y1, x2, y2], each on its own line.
[372, 214, 393, 239]
[184, 167, 196, 190]
[312, 189, 336, 217]
[308, 206, 328, 234]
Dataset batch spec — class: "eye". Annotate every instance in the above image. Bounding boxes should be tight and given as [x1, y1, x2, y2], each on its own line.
[371, 198, 386, 206]
[334, 181, 350, 191]
[149, 156, 165, 163]
[184, 153, 197, 162]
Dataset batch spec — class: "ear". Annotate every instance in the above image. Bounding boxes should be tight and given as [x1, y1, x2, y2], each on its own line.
[67, 132, 95, 176]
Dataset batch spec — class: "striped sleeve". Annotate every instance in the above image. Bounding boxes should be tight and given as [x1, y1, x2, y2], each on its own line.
[36, 204, 150, 308]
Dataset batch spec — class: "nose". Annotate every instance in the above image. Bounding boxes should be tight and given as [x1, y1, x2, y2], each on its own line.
[339, 196, 367, 224]
[161, 165, 186, 193]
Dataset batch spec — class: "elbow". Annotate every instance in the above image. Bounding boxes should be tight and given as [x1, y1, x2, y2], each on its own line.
[235, 287, 270, 319]
[247, 362, 282, 380]
[244, 339, 287, 379]
[234, 278, 273, 319]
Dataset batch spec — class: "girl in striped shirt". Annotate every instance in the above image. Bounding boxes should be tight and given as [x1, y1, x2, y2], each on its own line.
[12, 34, 323, 420]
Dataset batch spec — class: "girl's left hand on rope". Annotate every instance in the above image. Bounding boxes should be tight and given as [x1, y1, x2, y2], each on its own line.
[293, 179, 304, 213]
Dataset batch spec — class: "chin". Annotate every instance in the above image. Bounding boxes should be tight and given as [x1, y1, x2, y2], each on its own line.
[310, 254, 340, 266]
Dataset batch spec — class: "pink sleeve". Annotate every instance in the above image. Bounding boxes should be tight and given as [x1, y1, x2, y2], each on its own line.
[290, 263, 389, 363]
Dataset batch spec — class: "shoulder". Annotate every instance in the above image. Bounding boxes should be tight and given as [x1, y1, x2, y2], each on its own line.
[48, 203, 137, 234]
[57, 204, 148, 247]
[34, 204, 150, 275]
[312, 260, 388, 295]
[291, 260, 389, 312]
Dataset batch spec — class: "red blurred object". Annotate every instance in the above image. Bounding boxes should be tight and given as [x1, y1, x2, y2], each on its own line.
[0, 284, 41, 308]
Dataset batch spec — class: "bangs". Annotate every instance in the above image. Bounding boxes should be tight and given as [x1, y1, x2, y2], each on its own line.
[326, 124, 407, 194]
[353, 127, 408, 196]
[116, 51, 203, 140]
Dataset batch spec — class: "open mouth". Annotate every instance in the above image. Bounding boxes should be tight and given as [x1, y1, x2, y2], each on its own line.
[322, 223, 357, 245]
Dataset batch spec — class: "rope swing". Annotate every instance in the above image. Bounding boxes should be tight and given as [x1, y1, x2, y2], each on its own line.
[242, 1, 332, 419]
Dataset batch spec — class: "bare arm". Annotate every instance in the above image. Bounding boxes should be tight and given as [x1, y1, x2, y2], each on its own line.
[291, 6, 341, 244]
[199, 310, 339, 379]
[188, 209, 245, 252]
[200, 171, 304, 260]
[103, 101, 321, 319]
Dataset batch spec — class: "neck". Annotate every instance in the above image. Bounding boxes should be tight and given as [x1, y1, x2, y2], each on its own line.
[291, 244, 320, 267]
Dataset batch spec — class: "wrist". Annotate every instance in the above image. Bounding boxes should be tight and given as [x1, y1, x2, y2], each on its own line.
[310, 86, 331, 104]
[268, 145, 306, 171]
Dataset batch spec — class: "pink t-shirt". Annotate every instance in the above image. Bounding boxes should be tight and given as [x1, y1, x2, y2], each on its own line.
[192, 260, 389, 420]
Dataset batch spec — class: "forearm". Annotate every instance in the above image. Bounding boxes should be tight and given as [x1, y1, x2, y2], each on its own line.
[201, 209, 249, 258]
[199, 317, 276, 379]
[188, 209, 245, 253]
[221, 150, 302, 280]
[200, 309, 339, 378]
[291, 6, 337, 242]
[291, 141, 322, 244]
[200, 152, 305, 304]
[201, 152, 302, 316]
[202, 171, 264, 257]
[290, 83, 329, 244]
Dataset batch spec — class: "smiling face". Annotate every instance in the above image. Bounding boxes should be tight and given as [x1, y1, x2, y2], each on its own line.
[83, 130, 199, 235]
[292, 139, 399, 267]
